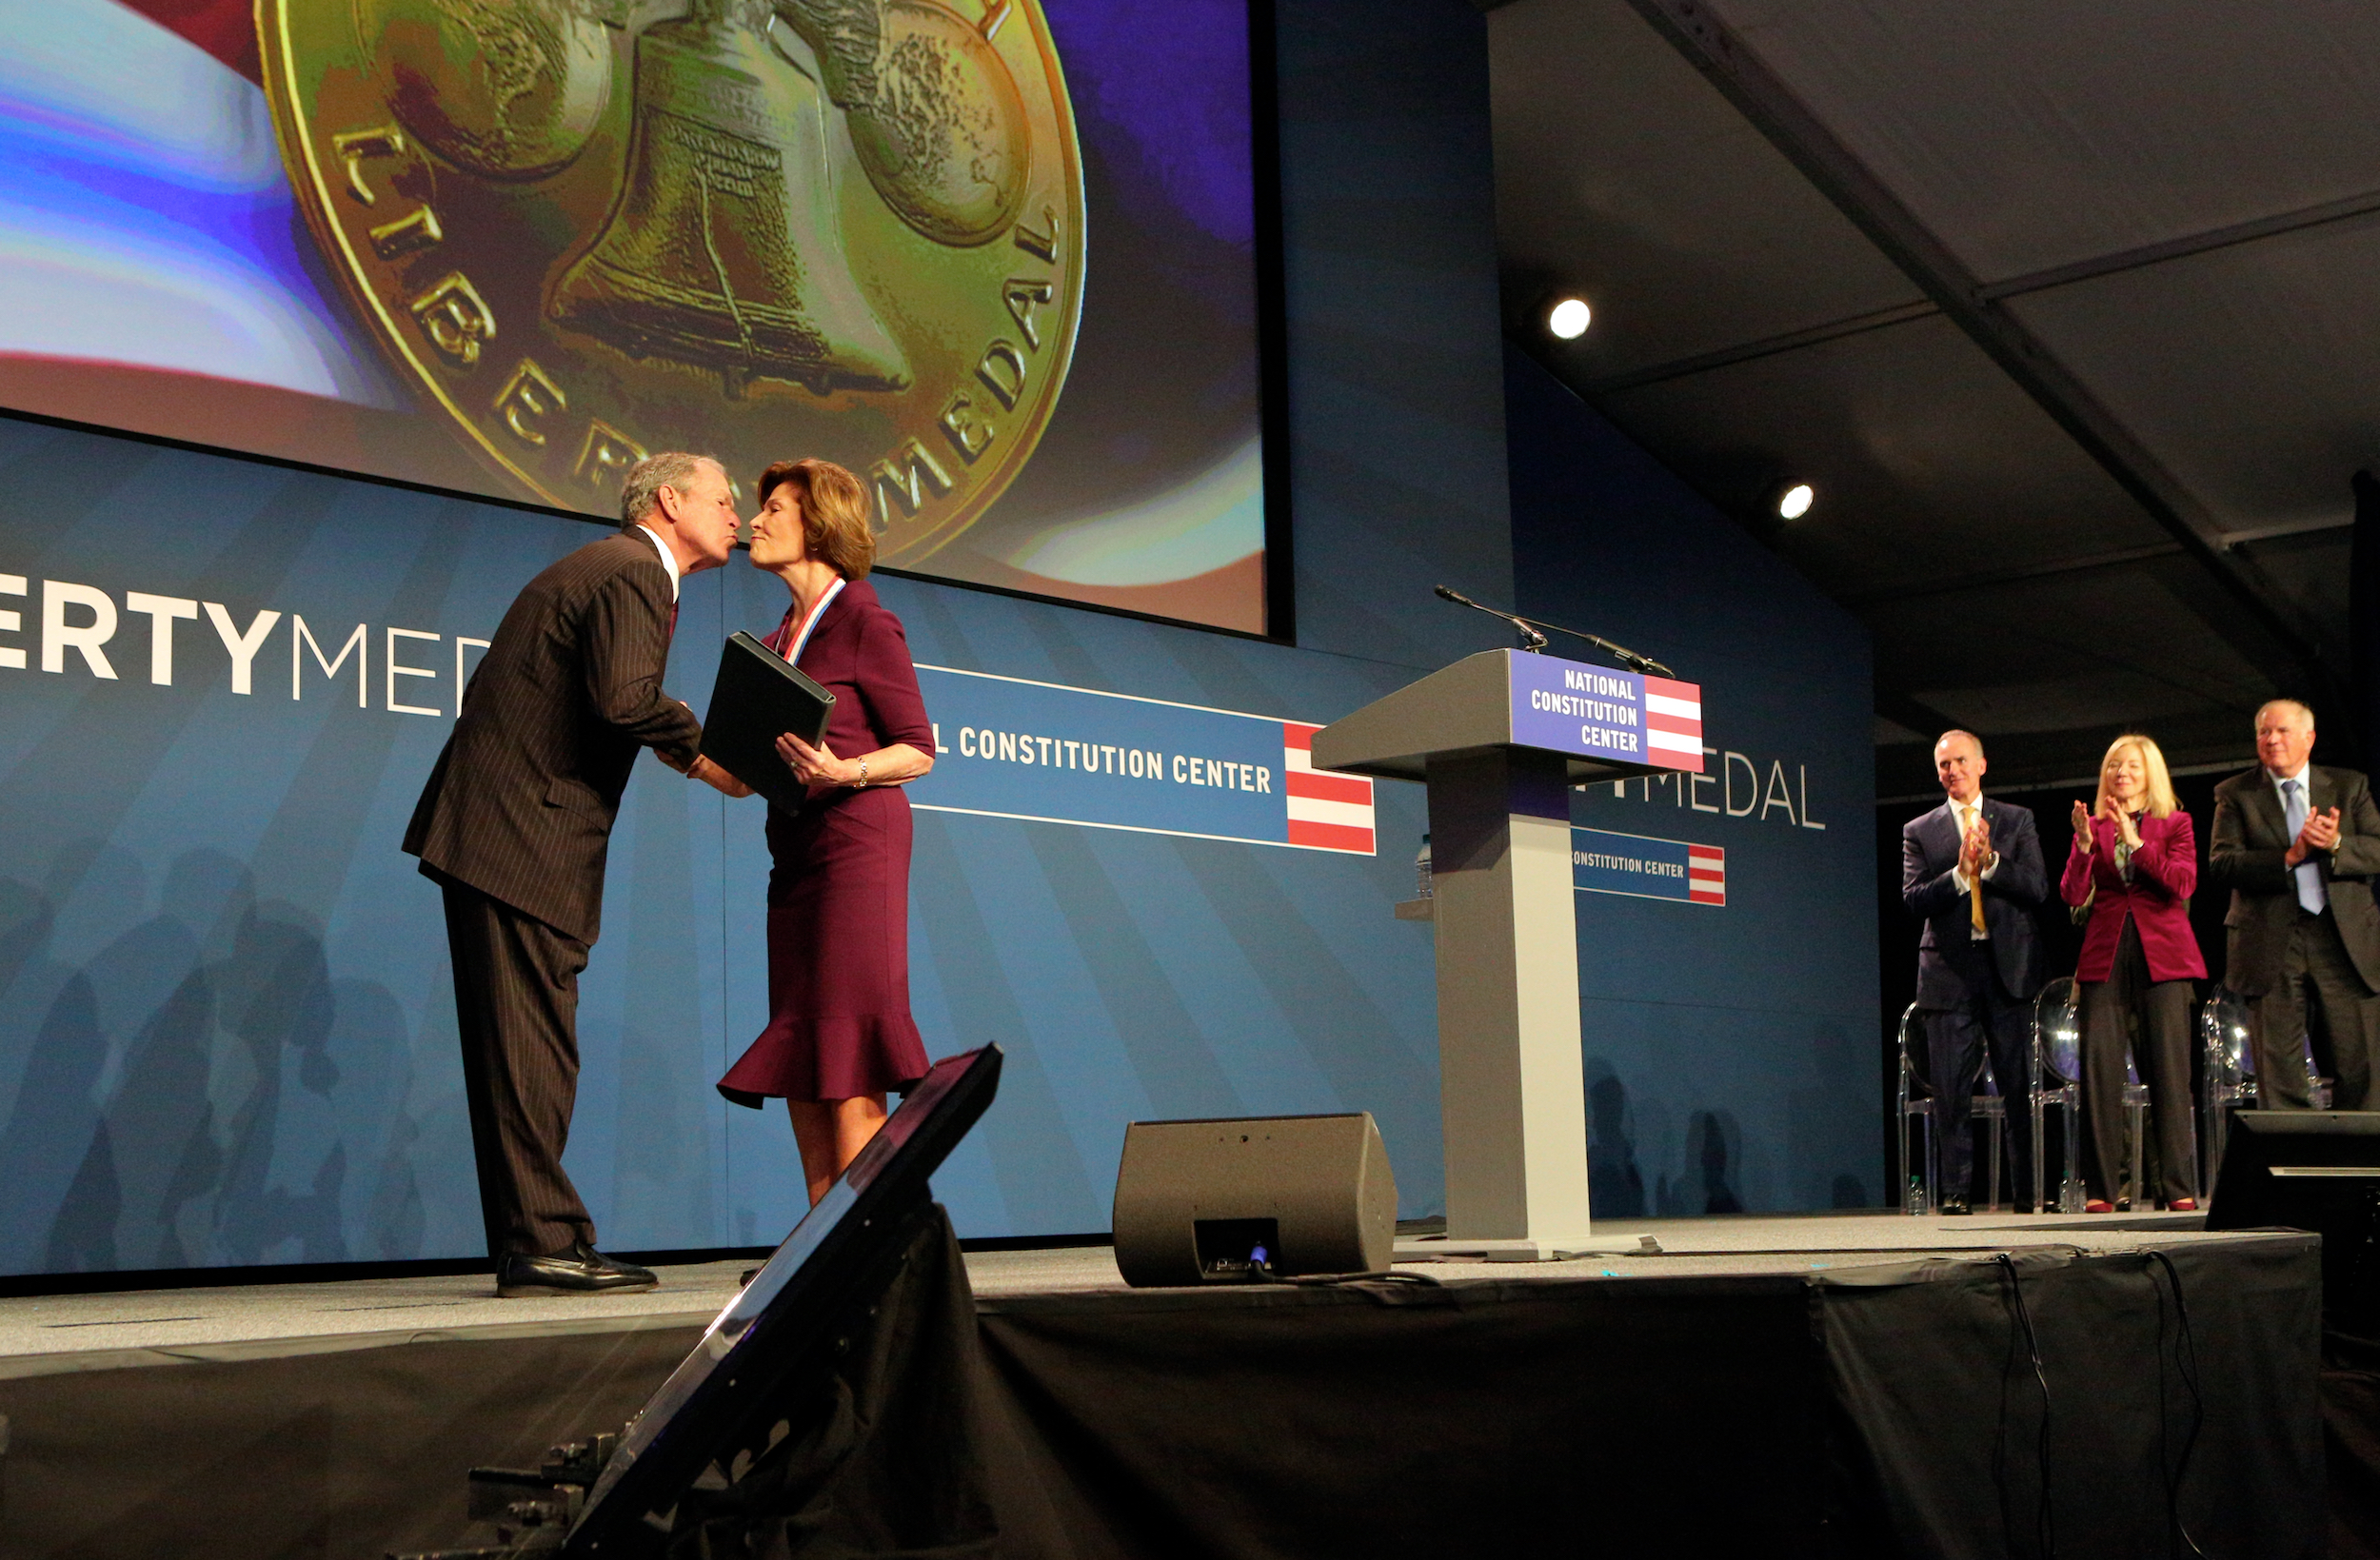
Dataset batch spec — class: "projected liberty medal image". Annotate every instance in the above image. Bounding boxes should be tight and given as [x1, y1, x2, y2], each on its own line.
[261, 0, 1083, 564]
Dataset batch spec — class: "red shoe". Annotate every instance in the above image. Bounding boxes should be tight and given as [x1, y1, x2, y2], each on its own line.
[2085, 1199, 2113, 1214]
[2168, 1198, 2197, 1212]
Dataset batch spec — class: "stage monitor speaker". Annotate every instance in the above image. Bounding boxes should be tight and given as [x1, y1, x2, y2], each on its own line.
[1112, 1113, 1396, 1287]
[562, 1046, 1003, 1558]
[2206, 1109, 2380, 1324]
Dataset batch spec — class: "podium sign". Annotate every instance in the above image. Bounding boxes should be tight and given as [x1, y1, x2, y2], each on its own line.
[1313, 649, 1701, 786]
[1506, 658, 1705, 773]
[1314, 651, 1703, 1260]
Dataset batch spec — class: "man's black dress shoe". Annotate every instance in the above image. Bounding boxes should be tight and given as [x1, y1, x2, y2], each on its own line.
[1937, 1195, 1971, 1215]
[497, 1241, 658, 1298]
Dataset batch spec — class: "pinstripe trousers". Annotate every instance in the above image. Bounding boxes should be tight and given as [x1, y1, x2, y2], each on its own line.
[441, 879, 597, 1258]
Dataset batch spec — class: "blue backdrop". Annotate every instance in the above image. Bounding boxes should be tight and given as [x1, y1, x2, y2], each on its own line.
[0, 0, 1879, 1278]
[1506, 349, 1881, 1217]
[0, 417, 1443, 1269]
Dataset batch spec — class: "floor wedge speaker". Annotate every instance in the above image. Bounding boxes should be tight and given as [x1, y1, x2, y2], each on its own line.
[1113, 1113, 1397, 1286]
[2207, 1109, 2380, 1324]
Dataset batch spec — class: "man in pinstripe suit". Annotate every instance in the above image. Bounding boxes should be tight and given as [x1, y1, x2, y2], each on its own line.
[406, 453, 750, 1295]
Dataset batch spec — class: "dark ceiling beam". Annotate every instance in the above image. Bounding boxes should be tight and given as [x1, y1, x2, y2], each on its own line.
[2221, 514, 2355, 546]
[1620, 0, 2349, 709]
[1874, 689, 1964, 744]
[1584, 300, 1937, 394]
[1575, 187, 2380, 395]
[1843, 542, 2186, 608]
[1977, 185, 2380, 303]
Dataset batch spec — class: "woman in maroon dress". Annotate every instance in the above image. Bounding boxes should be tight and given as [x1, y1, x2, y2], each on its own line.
[717, 458, 937, 1204]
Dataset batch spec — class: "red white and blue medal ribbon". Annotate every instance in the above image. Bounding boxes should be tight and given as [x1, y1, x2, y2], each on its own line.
[783, 575, 845, 666]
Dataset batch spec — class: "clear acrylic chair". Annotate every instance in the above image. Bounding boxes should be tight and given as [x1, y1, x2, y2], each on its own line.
[2198, 990, 2253, 1199]
[2119, 1047, 2152, 1209]
[2030, 977, 2086, 1214]
[1973, 1055, 2012, 1213]
[1895, 1002, 1936, 1215]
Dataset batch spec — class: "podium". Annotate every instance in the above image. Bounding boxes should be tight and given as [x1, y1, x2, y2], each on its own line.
[1313, 650, 1704, 1259]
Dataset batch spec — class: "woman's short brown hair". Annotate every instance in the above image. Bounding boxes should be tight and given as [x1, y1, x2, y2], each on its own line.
[756, 458, 875, 579]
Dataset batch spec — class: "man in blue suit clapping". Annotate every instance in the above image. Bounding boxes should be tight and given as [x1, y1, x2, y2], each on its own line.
[1902, 730, 2047, 1213]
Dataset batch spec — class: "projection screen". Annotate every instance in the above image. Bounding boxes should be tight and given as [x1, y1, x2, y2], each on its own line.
[0, 0, 1275, 633]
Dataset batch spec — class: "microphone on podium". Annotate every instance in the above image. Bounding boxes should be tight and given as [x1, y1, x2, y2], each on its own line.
[1434, 584, 1548, 652]
[1432, 585, 1676, 678]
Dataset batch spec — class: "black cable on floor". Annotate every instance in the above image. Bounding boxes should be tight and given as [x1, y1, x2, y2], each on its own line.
[1994, 1253, 2056, 1559]
[2151, 1253, 2177, 1551]
[1279, 1269, 1445, 1288]
[1993, 1253, 2020, 1555]
[2148, 1250, 2209, 1558]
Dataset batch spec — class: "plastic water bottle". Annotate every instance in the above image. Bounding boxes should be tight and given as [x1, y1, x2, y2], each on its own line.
[1416, 834, 1433, 898]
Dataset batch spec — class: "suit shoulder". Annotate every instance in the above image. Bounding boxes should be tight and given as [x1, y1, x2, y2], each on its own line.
[563, 530, 664, 577]
[2211, 768, 2263, 800]
[544, 532, 672, 605]
[605, 531, 674, 583]
[2318, 764, 2371, 792]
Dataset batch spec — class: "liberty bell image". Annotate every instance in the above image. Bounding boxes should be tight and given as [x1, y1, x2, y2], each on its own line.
[547, 0, 909, 398]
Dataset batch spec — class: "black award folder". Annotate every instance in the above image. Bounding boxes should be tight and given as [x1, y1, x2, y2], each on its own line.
[699, 631, 835, 813]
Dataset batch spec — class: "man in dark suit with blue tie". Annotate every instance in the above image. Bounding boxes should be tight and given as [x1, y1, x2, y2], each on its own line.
[2208, 699, 2380, 1109]
[406, 452, 750, 1295]
[1902, 729, 2046, 1213]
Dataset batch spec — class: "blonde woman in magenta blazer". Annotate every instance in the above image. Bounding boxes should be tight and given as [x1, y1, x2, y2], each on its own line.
[2061, 734, 2206, 1211]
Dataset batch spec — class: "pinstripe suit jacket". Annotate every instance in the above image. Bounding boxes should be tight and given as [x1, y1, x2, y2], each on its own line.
[404, 531, 702, 945]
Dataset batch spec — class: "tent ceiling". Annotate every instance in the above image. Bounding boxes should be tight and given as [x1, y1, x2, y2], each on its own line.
[1488, 0, 2380, 792]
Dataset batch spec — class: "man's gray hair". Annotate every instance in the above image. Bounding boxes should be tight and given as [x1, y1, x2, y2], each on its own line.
[620, 452, 721, 526]
[2255, 698, 2315, 732]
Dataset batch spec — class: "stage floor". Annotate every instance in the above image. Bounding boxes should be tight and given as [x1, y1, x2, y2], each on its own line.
[0, 1207, 2219, 1379]
[0, 1209, 2324, 1560]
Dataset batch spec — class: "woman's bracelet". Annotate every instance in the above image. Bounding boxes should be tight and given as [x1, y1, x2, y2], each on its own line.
[854, 756, 870, 788]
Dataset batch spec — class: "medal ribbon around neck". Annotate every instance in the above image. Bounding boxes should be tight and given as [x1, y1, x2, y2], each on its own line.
[784, 576, 847, 666]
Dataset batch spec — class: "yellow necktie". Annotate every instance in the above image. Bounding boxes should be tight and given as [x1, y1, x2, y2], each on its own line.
[1965, 804, 1987, 935]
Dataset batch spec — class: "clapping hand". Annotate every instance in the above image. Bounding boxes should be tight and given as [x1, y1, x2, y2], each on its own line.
[2283, 804, 2339, 866]
[2070, 799, 2094, 851]
[2098, 790, 2141, 850]
[1959, 814, 1991, 876]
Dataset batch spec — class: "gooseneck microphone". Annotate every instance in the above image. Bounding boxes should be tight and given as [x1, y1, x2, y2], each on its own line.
[1434, 584, 1547, 652]
[1432, 586, 1676, 678]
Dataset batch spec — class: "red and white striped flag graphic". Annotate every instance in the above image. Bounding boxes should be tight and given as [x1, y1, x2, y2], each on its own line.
[1688, 843, 1727, 906]
[1644, 677, 1705, 771]
[1283, 723, 1376, 853]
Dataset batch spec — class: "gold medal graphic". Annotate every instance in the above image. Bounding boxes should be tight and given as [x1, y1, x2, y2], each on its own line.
[263, 0, 1083, 564]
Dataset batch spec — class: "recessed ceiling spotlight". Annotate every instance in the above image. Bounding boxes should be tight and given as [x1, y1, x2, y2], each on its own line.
[1546, 296, 1592, 340]
[1775, 482, 1815, 521]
